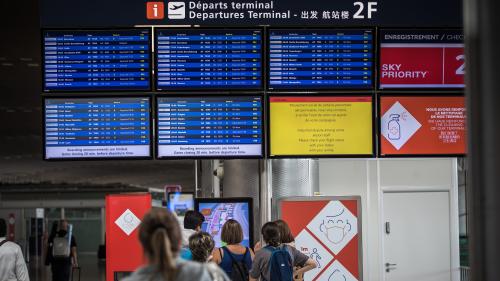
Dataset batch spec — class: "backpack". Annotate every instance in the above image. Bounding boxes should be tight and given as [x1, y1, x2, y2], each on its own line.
[52, 224, 72, 258]
[265, 245, 293, 281]
[223, 247, 250, 281]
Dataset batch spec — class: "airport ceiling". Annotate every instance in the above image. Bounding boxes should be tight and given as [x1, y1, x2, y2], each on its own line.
[0, 2, 196, 193]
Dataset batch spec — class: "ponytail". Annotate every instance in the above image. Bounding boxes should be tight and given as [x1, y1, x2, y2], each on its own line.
[139, 208, 182, 281]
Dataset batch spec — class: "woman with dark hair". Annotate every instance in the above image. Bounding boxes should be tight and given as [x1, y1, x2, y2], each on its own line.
[189, 232, 215, 263]
[123, 208, 229, 281]
[212, 219, 254, 279]
[275, 219, 295, 246]
[249, 222, 316, 281]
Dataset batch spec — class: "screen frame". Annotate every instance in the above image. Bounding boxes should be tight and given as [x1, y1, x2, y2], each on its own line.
[376, 27, 465, 92]
[154, 26, 265, 92]
[42, 93, 154, 161]
[377, 93, 466, 157]
[266, 26, 376, 93]
[194, 197, 254, 249]
[155, 93, 265, 160]
[167, 191, 195, 215]
[41, 27, 153, 93]
[267, 93, 376, 158]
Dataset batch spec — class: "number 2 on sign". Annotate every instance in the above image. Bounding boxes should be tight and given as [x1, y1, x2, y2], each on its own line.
[456, 54, 465, 75]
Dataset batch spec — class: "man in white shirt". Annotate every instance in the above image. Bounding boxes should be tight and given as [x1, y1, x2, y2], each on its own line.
[0, 218, 30, 281]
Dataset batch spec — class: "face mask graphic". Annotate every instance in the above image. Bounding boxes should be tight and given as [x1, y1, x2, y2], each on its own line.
[319, 209, 352, 244]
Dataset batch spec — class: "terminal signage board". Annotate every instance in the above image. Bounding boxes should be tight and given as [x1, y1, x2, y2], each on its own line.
[40, 0, 462, 28]
[155, 28, 263, 91]
[379, 96, 466, 156]
[280, 197, 362, 281]
[43, 97, 152, 160]
[379, 29, 464, 89]
[269, 96, 373, 157]
[43, 29, 151, 92]
[268, 29, 374, 91]
[156, 96, 263, 158]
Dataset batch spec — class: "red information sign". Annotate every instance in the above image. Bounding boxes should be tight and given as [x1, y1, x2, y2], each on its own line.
[106, 194, 152, 281]
[379, 30, 464, 89]
[280, 197, 362, 281]
[380, 96, 466, 156]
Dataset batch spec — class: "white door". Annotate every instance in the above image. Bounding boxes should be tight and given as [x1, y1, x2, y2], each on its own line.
[383, 191, 451, 281]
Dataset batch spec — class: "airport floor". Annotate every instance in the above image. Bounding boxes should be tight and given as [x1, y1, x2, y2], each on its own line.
[28, 253, 105, 281]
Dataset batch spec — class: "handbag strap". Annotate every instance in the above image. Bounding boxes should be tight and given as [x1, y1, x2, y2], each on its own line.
[0, 239, 9, 247]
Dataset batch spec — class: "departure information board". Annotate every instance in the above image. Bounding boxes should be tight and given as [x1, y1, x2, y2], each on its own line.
[44, 97, 151, 159]
[268, 29, 373, 90]
[157, 96, 263, 158]
[43, 29, 151, 91]
[156, 29, 262, 90]
[379, 29, 464, 89]
[270, 96, 373, 157]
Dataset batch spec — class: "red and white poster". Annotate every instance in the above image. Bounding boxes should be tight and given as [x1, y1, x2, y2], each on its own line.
[106, 194, 152, 281]
[379, 29, 464, 89]
[281, 197, 362, 281]
[380, 96, 466, 156]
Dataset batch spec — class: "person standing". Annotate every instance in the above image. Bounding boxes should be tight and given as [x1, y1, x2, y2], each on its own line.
[180, 210, 205, 260]
[250, 222, 316, 281]
[212, 219, 254, 281]
[49, 219, 77, 281]
[189, 231, 215, 263]
[0, 218, 30, 281]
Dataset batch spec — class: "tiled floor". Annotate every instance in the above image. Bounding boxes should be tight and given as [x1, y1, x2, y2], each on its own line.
[28, 253, 106, 281]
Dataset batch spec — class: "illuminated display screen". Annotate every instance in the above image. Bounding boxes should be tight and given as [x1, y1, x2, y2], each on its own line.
[43, 29, 151, 91]
[270, 96, 373, 156]
[156, 96, 263, 158]
[44, 97, 151, 159]
[268, 29, 373, 90]
[380, 96, 466, 155]
[156, 29, 262, 90]
[379, 29, 464, 89]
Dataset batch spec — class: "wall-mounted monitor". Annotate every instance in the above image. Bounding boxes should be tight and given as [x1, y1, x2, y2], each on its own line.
[195, 198, 253, 248]
[379, 29, 464, 89]
[44, 96, 152, 160]
[167, 192, 195, 218]
[267, 29, 374, 91]
[269, 96, 373, 157]
[379, 96, 466, 156]
[43, 29, 151, 92]
[155, 28, 263, 91]
[156, 95, 263, 159]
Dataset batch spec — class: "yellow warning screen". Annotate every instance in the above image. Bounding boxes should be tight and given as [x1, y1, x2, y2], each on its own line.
[270, 96, 373, 156]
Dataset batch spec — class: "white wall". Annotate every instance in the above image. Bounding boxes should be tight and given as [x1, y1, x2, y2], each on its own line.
[318, 158, 459, 281]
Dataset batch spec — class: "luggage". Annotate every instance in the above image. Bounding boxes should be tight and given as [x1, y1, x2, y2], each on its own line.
[72, 266, 81, 281]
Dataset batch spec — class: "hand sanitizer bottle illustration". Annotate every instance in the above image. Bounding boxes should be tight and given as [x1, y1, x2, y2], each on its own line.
[388, 114, 401, 140]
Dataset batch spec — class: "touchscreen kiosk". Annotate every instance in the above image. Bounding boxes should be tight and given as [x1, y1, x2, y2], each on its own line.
[195, 198, 253, 248]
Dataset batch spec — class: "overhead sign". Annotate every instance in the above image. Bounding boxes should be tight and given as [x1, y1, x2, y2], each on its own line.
[281, 197, 362, 281]
[40, 0, 462, 27]
[269, 96, 373, 157]
[380, 96, 466, 156]
[379, 29, 464, 89]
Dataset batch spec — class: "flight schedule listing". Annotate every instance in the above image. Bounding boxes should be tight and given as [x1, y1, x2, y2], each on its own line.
[157, 96, 262, 158]
[44, 97, 151, 159]
[43, 29, 151, 91]
[156, 29, 262, 90]
[268, 29, 373, 90]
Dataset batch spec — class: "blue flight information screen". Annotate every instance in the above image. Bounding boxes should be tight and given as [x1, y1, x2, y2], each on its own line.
[268, 29, 373, 90]
[44, 97, 151, 159]
[156, 29, 262, 90]
[43, 29, 151, 91]
[157, 96, 262, 158]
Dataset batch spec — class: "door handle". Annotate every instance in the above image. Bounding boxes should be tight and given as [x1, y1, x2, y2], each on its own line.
[385, 263, 397, 267]
[385, 263, 397, 273]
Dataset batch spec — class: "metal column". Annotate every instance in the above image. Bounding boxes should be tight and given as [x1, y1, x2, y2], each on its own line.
[464, 0, 500, 279]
